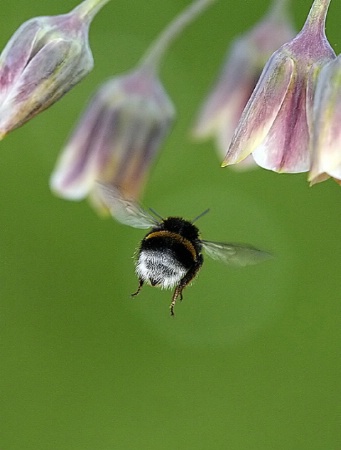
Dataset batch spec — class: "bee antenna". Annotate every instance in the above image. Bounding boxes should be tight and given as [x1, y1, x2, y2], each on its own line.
[192, 208, 210, 223]
[149, 207, 163, 220]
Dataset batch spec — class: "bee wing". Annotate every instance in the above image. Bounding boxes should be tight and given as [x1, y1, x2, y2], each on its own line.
[98, 183, 159, 229]
[201, 240, 272, 267]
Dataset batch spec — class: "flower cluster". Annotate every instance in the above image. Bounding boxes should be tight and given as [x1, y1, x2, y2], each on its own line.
[1, 0, 341, 205]
[221, 0, 341, 185]
[50, 0, 216, 211]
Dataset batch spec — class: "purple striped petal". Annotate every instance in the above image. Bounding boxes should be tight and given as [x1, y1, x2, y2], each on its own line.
[222, 53, 294, 166]
[309, 57, 341, 184]
[50, 69, 175, 209]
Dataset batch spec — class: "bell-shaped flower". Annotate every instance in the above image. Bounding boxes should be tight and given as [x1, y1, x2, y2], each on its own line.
[309, 56, 341, 185]
[222, 0, 335, 173]
[50, 67, 175, 206]
[192, 0, 295, 161]
[50, 0, 216, 211]
[0, 0, 110, 139]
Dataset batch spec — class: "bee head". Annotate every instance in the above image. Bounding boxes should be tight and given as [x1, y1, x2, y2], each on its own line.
[161, 217, 200, 241]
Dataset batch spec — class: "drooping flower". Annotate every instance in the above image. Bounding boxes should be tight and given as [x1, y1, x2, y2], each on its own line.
[192, 0, 295, 163]
[309, 55, 341, 185]
[222, 0, 335, 174]
[50, 0, 216, 211]
[50, 67, 175, 205]
[0, 0, 110, 140]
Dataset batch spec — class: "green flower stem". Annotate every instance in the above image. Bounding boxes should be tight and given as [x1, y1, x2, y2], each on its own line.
[74, 0, 112, 22]
[139, 0, 217, 72]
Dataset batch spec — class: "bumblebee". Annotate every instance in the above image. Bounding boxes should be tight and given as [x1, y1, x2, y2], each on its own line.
[100, 184, 272, 316]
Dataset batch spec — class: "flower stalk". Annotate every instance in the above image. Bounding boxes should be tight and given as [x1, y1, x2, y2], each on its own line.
[139, 0, 216, 72]
[75, 0, 112, 22]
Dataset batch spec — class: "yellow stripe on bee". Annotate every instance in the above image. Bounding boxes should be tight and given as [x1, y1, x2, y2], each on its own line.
[145, 231, 198, 260]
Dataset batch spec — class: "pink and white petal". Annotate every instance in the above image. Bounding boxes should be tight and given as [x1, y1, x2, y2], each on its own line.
[18, 37, 91, 106]
[305, 63, 322, 135]
[215, 86, 255, 158]
[193, 38, 256, 139]
[0, 39, 77, 135]
[222, 54, 295, 166]
[0, 20, 43, 93]
[309, 64, 341, 183]
[50, 100, 119, 199]
[252, 72, 310, 173]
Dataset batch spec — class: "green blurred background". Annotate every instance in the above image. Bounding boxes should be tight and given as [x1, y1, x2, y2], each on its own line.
[1, 0, 341, 449]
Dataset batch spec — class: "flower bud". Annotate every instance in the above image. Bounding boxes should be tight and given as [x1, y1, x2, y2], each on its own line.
[50, 68, 175, 210]
[0, 0, 110, 139]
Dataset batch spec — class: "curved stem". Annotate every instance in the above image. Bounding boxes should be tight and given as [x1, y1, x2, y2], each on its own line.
[139, 0, 216, 72]
[301, 0, 331, 35]
[74, 0, 112, 23]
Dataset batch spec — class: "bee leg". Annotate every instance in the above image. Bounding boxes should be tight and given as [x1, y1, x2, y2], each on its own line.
[131, 279, 144, 297]
[170, 287, 182, 316]
[169, 256, 203, 316]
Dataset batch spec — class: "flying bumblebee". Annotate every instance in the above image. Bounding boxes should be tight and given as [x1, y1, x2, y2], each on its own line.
[99, 184, 272, 316]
